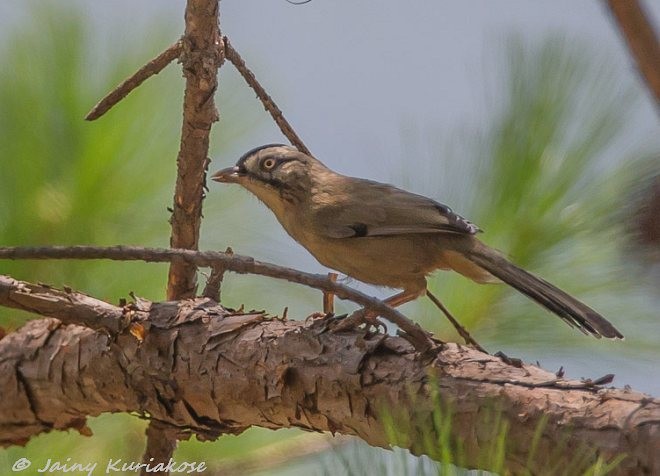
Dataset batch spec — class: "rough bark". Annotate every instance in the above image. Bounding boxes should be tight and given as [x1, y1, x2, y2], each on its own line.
[167, 0, 222, 300]
[0, 276, 128, 334]
[0, 283, 658, 475]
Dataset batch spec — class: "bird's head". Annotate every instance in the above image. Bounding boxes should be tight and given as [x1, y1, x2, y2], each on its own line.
[212, 144, 326, 207]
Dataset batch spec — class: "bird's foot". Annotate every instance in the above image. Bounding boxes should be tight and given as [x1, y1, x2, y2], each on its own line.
[305, 311, 336, 323]
[305, 312, 349, 334]
[331, 309, 387, 335]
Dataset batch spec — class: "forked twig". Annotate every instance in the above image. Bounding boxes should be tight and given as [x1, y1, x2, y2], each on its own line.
[86, 40, 183, 121]
[224, 37, 311, 155]
[202, 266, 225, 302]
[426, 290, 487, 353]
[202, 247, 233, 301]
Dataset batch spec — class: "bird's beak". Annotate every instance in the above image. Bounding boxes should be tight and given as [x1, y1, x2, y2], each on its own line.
[211, 166, 241, 183]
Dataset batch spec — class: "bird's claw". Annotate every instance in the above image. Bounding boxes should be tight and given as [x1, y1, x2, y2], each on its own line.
[331, 309, 387, 335]
[306, 312, 348, 334]
[305, 311, 335, 323]
[364, 316, 388, 335]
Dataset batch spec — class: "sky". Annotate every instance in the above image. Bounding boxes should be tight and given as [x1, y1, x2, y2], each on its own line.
[2, 0, 658, 172]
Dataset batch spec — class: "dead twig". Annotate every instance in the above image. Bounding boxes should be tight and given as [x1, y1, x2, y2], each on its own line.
[201, 266, 225, 302]
[224, 36, 311, 155]
[201, 247, 233, 301]
[85, 40, 183, 121]
[0, 245, 435, 352]
[426, 290, 487, 353]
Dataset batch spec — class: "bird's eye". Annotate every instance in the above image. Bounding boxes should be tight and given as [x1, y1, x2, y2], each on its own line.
[262, 158, 276, 170]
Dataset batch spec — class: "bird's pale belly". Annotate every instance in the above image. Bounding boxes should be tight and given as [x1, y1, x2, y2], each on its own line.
[303, 234, 442, 290]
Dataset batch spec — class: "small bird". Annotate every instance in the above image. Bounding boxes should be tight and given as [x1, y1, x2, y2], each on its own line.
[212, 144, 623, 339]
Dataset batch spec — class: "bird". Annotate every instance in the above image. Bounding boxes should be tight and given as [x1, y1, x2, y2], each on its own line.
[211, 144, 623, 339]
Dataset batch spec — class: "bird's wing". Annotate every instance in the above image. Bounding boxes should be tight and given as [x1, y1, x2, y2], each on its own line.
[314, 178, 480, 239]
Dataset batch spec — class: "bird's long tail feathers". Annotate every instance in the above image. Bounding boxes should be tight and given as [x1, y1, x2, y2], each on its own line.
[464, 243, 623, 339]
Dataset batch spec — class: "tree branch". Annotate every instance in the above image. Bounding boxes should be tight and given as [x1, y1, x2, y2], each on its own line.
[0, 275, 130, 333]
[0, 287, 657, 475]
[607, 0, 660, 107]
[224, 37, 312, 155]
[85, 40, 183, 121]
[167, 0, 223, 300]
[0, 246, 434, 352]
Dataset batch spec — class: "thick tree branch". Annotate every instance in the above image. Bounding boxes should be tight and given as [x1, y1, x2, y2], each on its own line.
[0, 275, 130, 333]
[0, 246, 434, 351]
[607, 0, 660, 107]
[167, 0, 223, 300]
[0, 287, 657, 475]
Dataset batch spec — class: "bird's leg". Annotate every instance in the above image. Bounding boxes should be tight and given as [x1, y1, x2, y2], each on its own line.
[306, 273, 340, 323]
[305, 311, 333, 322]
[332, 290, 420, 333]
[382, 290, 422, 308]
[425, 290, 487, 353]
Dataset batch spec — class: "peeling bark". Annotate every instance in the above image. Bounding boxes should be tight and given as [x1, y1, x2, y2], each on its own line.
[0, 275, 129, 333]
[0, 295, 658, 475]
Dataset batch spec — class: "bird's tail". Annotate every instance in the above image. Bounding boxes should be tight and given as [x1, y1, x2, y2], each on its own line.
[462, 241, 623, 339]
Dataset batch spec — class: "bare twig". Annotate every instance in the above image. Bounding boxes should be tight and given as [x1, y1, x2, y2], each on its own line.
[85, 40, 183, 121]
[202, 246, 232, 301]
[426, 290, 487, 353]
[202, 266, 225, 301]
[224, 37, 312, 155]
[323, 272, 338, 314]
[606, 0, 660, 107]
[0, 246, 434, 352]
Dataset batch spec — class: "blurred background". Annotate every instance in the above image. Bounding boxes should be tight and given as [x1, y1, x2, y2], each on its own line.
[0, 0, 658, 474]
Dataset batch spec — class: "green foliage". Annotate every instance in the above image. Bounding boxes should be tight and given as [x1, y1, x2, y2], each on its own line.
[0, 5, 183, 327]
